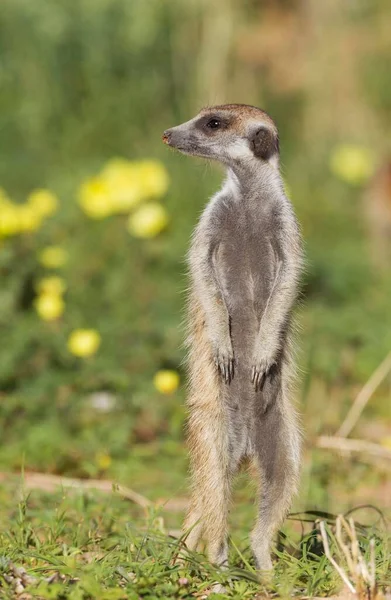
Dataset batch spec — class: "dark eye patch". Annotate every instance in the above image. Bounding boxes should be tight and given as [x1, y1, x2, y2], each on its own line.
[195, 114, 229, 133]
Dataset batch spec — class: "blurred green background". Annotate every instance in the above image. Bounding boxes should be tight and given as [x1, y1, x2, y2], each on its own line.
[0, 0, 390, 517]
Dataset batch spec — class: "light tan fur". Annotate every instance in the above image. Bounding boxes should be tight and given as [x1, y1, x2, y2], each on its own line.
[183, 291, 233, 565]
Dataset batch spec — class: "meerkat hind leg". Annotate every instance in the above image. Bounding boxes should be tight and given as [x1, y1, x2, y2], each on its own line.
[250, 397, 300, 572]
[183, 402, 238, 568]
[180, 498, 203, 555]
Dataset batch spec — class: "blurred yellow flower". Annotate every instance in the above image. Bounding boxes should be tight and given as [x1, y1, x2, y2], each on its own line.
[34, 293, 65, 321]
[127, 203, 169, 238]
[78, 158, 170, 220]
[67, 329, 101, 358]
[36, 276, 67, 296]
[78, 177, 113, 219]
[27, 189, 58, 218]
[95, 452, 112, 470]
[0, 205, 20, 237]
[153, 370, 180, 395]
[17, 205, 42, 232]
[101, 158, 132, 179]
[330, 144, 375, 186]
[38, 246, 68, 269]
[134, 160, 169, 199]
[101, 160, 143, 212]
[0, 190, 43, 237]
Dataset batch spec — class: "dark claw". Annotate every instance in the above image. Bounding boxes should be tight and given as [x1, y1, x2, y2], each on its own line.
[229, 359, 234, 382]
[214, 354, 235, 384]
[261, 372, 267, 390]
[257, 372, 266, 392]
[252, 360, 276, 391]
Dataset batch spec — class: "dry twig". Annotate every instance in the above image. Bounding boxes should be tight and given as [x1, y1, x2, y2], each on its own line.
[0, 471, 152, 509]
[316, 437, 391, 461]
[337, 351, 391, 438]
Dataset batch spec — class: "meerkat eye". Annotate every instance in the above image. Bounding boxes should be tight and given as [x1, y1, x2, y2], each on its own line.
[206, 118, 221, 129]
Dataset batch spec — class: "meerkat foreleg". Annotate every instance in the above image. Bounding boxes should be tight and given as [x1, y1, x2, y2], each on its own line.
[251, 245, 299, 395]
[189, 238, 234, 383]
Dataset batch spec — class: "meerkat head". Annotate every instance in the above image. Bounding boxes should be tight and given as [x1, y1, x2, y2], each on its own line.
[162, 104, 279, 169]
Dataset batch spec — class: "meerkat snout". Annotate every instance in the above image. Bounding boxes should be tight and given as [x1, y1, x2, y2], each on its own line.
[162, 104, 280, 167]
[162, 130, 171, 145]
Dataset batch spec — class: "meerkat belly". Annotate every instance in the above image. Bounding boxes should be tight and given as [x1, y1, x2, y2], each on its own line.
[216, 233, 276, 359]
[215, 228, 279, 451]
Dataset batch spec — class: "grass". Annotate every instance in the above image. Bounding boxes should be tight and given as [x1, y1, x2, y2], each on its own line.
[0, 480, 389, 599]
[0, 464, 390, 599]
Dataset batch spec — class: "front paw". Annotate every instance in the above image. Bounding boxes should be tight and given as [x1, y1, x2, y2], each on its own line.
[251, 354, 276, 391]
[213, 341, 235, 384]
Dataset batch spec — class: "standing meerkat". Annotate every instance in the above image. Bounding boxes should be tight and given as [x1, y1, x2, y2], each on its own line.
[163, 104, 304, 573]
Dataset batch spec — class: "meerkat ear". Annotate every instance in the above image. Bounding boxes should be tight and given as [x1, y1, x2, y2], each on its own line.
[251, 127, 279, 160]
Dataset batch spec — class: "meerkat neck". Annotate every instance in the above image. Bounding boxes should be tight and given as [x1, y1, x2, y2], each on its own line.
[226, 161, 284, 201]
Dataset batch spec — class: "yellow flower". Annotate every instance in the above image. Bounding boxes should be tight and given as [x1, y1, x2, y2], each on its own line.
[78, 158, 170, 219]
[16, 205, 42, 232]
[0, 205, 20, 237]
[35, 276, 67, 296]
[67, 329, 101, 358]
[330, 145, 375, 186]
[34, 293, 65, 321]
[0, 191, 42, 236]
[153, 370, 180, 395]
[127, 203, 169, 238]
[101, 159, 143, 212]
[78, 177, 113, 219]
[27, 189, 58, 218]
[101, 158, 132, 179]
[135, 160, 169, 199]
[95, 452, 112, 470]
[38, 246, 68, 268]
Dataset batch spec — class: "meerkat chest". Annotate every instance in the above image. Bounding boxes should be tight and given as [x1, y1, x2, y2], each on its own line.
[210, 197, 280, 309]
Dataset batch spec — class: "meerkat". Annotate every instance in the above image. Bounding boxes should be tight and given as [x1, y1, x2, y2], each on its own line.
[162, 104, 304, 573]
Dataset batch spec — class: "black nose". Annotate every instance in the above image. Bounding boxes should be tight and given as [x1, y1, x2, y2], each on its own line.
[162, 129, 171, 145]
